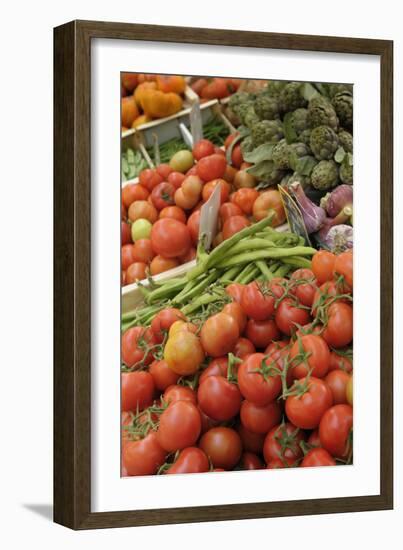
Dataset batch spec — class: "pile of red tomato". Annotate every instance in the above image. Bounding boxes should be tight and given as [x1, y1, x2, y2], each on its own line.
[121, 249, 353, 476]
[121, 136, 286, 286]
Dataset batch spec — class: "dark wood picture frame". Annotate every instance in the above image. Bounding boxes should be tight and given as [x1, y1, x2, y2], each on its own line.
[54, 20, 393, 530]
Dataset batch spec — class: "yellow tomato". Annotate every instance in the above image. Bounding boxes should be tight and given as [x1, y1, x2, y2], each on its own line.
[164, 331, 204, 375]
[168, 320, 197, 338]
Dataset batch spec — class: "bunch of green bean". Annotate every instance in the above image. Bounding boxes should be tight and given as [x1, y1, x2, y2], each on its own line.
[121, 219, 316, 332]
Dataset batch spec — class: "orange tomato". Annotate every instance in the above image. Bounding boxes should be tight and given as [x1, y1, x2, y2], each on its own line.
[150, 255, 179, 275]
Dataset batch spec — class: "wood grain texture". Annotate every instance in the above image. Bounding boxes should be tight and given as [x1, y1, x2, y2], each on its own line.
[53, 20, 393, 530]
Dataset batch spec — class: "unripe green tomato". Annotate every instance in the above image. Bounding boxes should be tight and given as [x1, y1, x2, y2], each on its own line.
[346, 376, 353, 406]
[169, 150, 194, 173]
[131, 218, 152, 241]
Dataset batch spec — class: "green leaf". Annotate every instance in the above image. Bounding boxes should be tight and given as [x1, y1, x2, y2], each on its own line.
[301, 83, 321, 102]
[289, 155, 317, 176]
[243, 143, 274, 163]
[283, 112, 298, 144]
[313, 83, 331, 98]
[342, 152, 353, 168]
[122, 157, 129, 174]
[334, 146, 346, 163]
[246, 160, 274, 181]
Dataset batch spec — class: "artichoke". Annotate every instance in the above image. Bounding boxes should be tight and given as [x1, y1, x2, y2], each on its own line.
[228, 91, 254, 111]
[307, 96, 339, 130]
[339, 160, 353, 184]
[328, 83, 353, 99]
[272, 139, 291, 170]
[250, 119, 284, 147]
[332, 91, 353, 129]
[311, 160, 339, 190]
[265, 80, 287, 97]
[261, 166, 286, 185]
[289, 108, 309, 135]
[310, 125, 339, 160]
[299, 128, 312, 147]
[279, 82, 307, 113]
[287, 171, 312, 189]
[338, 129, 353, 153]
[254, 93, 281, 120]
[242, 107, 260, 128]
[240, 135, 254, 155]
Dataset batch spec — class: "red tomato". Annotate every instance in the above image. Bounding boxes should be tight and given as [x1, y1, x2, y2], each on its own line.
[163, 385, 197, 405]
[200, 312, 239, 357]
[224, 133, 239, 150]
[156, 163, 173, 179]
[223, 164, 238, 183]
[149, 360, 179, 391]
[312, 250, 336, 284]
[178, 247, 196, 263]
[289, 334, 330, 379]
[231, 144, 244, 168]
[122, 183, 149, 208]
[275, 298, 311, 336]
[151, 182, 176, 210]
[301, 448, 336, 467]
[198, 376, 242, 421]
[220, 202, 243, 222]
[334, 250, 353, 290]
[121, 326, 155, 367]
[151, 307, 186, 343]
[202, 178, 231, 204]
[225, 283, 245, 303]
[263, 423, 306, 463]
[269, 277, 288, 299]
[121, 371, 155, 412]
[199, 357, 229, 384]
[266, 457, 297, 469]
[322, 302, 353, 348]
[222, 215, 250, 240]
[122, 244, 136, 270]
[252, 190, 286, 227]
[122, 432, 166, 476]
[128, 200, 158, 224]
[237, 353, 282, 406]
[132, 238, 154, 264]
[149, 255, 179, 275]
[159, 205, 187, 223]
[237, 424, 265, 454]
[199, 427, 242, 469]
[151, 218, 191, 258]
[240, 400, 282, 435]
[157, 401, 201, 452]
[231, 188, 259, 216]
[319, 404, 353, 459]
[245, 319, 280, 349]
[122, 222, 132, 245]
[187, 210, 201, 245]
[166, 447, 209, 474]
[328, 351, 353, 373]
[196, 154, 227, 182]
[312, 280, 350, 316]
[241, 281, 275, 321]
[126, 262, 147, 284]
[325, 369, 351, 404]
[222, 302, 247, 333]
[139, 168, 163, 192]
[192, 139, 215, 160]
[167, 171, 186, 189]
[240, 452, 264, 470]
[290, 268, 318, 307]
[233, 337, 256, 359]
[285, 376, 333, 429]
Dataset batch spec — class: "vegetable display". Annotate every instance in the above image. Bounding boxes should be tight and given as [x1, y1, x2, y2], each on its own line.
[120, 75, 354, 478]
[121, 246, 353, 476]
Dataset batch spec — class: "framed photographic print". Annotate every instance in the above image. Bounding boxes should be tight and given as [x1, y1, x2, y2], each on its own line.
[54, 20, 393, 530]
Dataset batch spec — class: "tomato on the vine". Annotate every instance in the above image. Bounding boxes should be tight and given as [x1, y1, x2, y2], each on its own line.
[290, 268, 318, 307]
[200, 312, 239, 357]
[241, 281, 275, 321]
[163, 385, 197, 405]
[285, 376, 333, 429]
[237, 353, 282, 405]
[301, 447, 336, 467]
[311, 250, 336, 284]
[149, 360, 180, 391]
[240, 400, 282, 435]
[121, 371, 155, 412]
[198, 376, 242, 421]
[151, 307, 186, 343]
[240, 452, 264, 470]
[121, 326, 156, 368]
[275, 298, 311, 336]
[122, 432, 166, 476]
[263, 423, 306, 463]
[319, 404, 353, 459]
[199, 427, 242, 470]
[166, 447, 210, 474]
[245, 319, 280, 349]
[289, 334, 330, 379]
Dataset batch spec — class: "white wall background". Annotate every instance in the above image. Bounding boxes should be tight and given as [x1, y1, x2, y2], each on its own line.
[0, 1, 400, 548]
